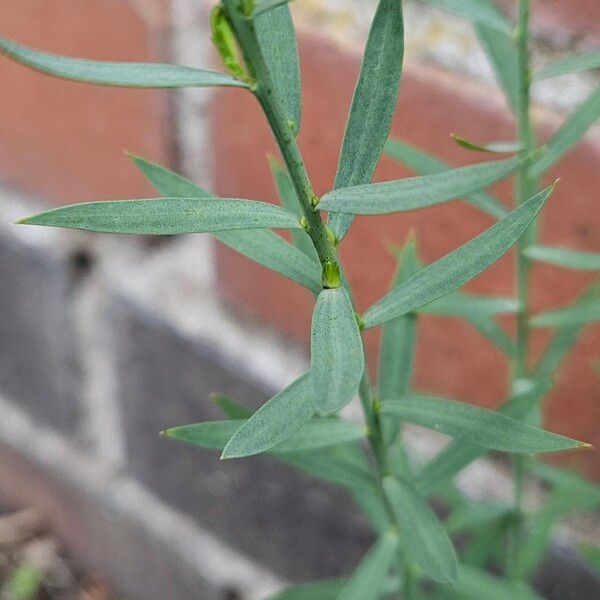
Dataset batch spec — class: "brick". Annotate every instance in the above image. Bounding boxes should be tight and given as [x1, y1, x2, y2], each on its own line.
[0, 234, 81, 435]
[0, 0, 171, 204]
[213, 32, 600, 478]
[110, 296, 374, 581]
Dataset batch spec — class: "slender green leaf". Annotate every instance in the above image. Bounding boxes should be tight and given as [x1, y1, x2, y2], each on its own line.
[0, 35, 247, 88]
[18, 197, 302, 235]
[378, 235, 420, 402]
[530, 462, 600, 503]
[414, 380, 553, 495]
[466, 315, 515, 356]
[221, 373, 313, 458]
[130, 155, 321, 291]
[531, 301, 600, 328]
[385, 139, 507, 219]
[167, 417, 363, 459]
[535, 279, 600, 379]
[475, 24, 519, 113]
[531, 86, 600, 178]
[362, 185, 554, 329]
[524, 245, 600, 271]
[423, 0, 512, 33]
[211, 393, 253, 420]
[535, 51, 600, 80]
[381, 395, 586, 453]
[321, 157, 520, 216]
[580, 544, 600, 574]
[329, 0, 404, 241]
[336, 532, 399, 600]
[311, 288, 365, 414]
[451, 133, 522, 154]
[452, 565, 542, 600]
[255, 3, 301, 132]
[280, 446, 376, 491]
[210, 391, 376, 491]
[421, 294, 519, 318]
[268, 157, 318, 260]
[383, 476, 457, 583]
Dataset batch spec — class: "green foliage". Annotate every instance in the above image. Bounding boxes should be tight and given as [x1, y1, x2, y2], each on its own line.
[255, 3, 301, 131]
[384, 139, 508, 218]
[524, 245, 600, 271]
[18, 197, 302, 234]
[535, 51, 600, 80]
[383, 476, 458, 583]
[311, 288, 364, 414]
[131, 155, 321, 292]
[381, 395, 586, 453]
[3, 565, 42, 600]
[362, 185, 554, 328]
[5, 0, 600, 597]
[422, 0, 512, 33]
[336, 532, 399, 599]
[222, 373, 314, 458]
[320, 156, 521, 215]
[329, 0, 405, 240]
[0, 35, 247, 88]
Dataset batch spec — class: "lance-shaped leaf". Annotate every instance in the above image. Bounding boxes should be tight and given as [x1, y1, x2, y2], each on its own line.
[268, 157, 318, 260]
[255, 3, 301, 132]
[311, 288, 365, 414]
[336, 532, 399, 600]
[362, 185, 554, 329]
[475, 24, 519, 114]
[166, 417, 364, 458]
[531, 302, 600, 328]
[414, 380, 554, 495]
[0, 35, 247, 89]
[532, 86, 600, 178]
[131, 155, 321, 292]
[18, 197, 302, 235]
[211, 394, 253, 420]
[383, 476, 457, 583]
[221, 373, 314, 458]
[385, 139, 507, 219]
[535, 51, 600, 80]
[454, 565, 542, 600]
[378, 235, 420, 403]
[535, 279, 600, 379]
[380, 395, 587, 453]
[451, 133, 522, 154]
[422, 293, 519, 319]
[211, 393, 375, 491]
[320, 156, 520, 216]
[329, 0, 404, 241]
[524, 245, 600, 271]
[423, 0, 512, 33]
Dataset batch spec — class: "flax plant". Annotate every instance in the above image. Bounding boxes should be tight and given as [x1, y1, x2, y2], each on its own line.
[1, 0, 599, 597]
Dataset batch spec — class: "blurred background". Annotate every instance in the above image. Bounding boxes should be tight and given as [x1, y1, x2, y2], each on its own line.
[0, 1, 598, 598]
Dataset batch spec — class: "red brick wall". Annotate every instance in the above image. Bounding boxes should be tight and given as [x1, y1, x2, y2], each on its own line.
[0, 0, 170, 202]
[213, 32, 600, 477]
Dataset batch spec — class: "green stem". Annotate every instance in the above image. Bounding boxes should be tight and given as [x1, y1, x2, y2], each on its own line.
[508, 0, 538, 578]
[220, 0, 340, 287]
